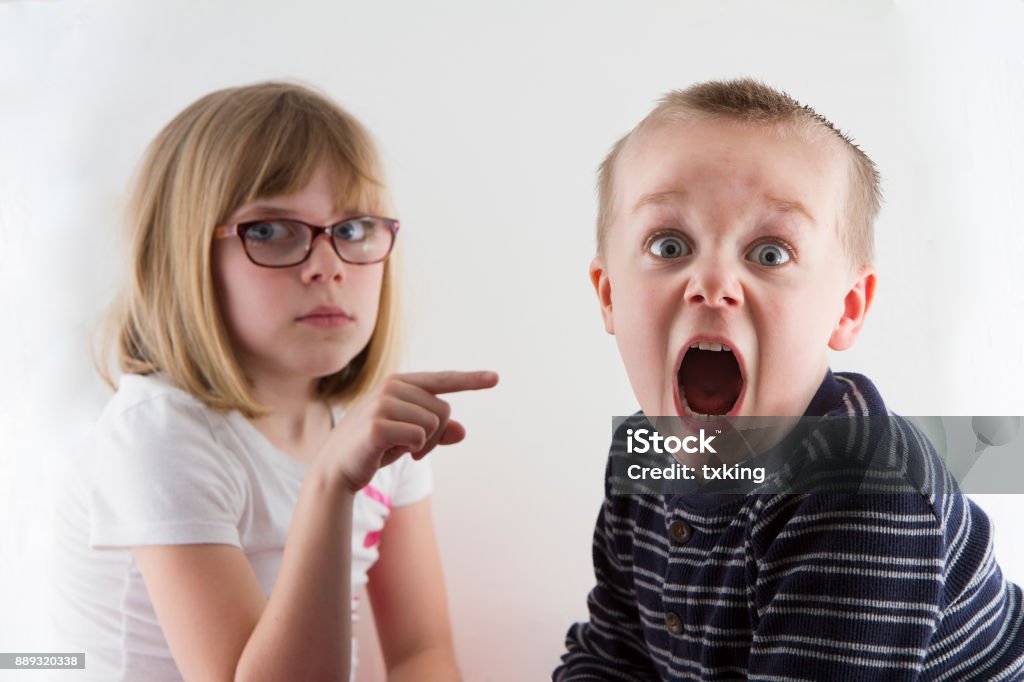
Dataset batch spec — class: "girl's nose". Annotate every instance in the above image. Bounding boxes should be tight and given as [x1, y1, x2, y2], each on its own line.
[301, 233, 346, 283]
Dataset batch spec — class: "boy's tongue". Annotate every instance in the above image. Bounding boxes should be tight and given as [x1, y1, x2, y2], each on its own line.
[679, 349, 743, 415]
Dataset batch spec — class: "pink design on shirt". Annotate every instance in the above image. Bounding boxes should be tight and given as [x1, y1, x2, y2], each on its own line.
[362, 484, 391, 508]
[361, 484, 391, 549]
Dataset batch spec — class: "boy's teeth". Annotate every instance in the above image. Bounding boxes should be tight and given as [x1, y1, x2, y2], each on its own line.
[690, 341, 731, 352]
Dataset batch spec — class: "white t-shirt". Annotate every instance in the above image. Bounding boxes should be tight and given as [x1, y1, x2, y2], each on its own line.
[49, 373, 432, 681]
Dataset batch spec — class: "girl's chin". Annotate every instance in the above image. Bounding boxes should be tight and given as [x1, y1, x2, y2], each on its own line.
[276, 360, 355, 383]
[312, 362, 356, 379]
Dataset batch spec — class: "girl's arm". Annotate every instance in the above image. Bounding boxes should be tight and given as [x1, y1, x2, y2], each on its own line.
[365, 496, 459, 681]
[133, 370, 495, 682]
[135, 462, 356, 682]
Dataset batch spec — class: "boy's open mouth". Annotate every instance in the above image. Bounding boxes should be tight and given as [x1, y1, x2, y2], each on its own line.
[676, 341, 744, 418]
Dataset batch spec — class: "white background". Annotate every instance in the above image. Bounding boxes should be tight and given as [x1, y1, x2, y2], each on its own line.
[1, 1, 1022, 679]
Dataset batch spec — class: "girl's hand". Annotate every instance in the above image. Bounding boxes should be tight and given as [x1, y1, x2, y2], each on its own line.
[322, 370, 498, 493]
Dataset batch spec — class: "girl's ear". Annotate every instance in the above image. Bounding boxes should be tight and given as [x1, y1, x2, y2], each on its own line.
[829, 266, 876, 351]
[590, 257, 615, 335]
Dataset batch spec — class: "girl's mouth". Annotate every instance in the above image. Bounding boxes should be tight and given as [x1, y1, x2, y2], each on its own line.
[675, 341, 745, 419]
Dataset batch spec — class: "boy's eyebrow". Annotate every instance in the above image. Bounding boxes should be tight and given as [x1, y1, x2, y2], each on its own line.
[764, 197, 816, 224]
[631, 190, 689, 213]
[631, 191, 817, 225]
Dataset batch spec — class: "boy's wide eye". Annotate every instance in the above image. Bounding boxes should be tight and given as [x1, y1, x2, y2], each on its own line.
[649, 235, 690, 260]
[747, 243, 791, 267]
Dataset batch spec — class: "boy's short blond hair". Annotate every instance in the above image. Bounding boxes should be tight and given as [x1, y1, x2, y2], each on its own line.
[597, 78, 881, 268]
[98, 81, 400, 418]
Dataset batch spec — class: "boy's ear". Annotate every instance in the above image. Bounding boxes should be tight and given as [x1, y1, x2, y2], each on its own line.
[829, 266, 876, 351]
[589, 257, 615, 335]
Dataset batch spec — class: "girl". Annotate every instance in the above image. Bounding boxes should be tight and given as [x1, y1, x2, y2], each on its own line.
[51, 82, 496, 681]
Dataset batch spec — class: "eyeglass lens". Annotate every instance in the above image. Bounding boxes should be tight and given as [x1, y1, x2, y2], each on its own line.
[242, 218, 393, 266]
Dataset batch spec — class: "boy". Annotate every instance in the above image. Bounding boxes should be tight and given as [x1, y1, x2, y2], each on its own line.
[555, 79, 1024, 680]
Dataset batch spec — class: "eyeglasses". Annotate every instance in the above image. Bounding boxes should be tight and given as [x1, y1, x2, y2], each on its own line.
[212, 216, 399, 268]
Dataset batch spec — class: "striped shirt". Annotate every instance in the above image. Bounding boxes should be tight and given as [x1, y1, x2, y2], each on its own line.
[555, 371, 1024, 681]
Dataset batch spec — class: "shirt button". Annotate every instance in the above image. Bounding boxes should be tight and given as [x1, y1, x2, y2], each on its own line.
[669, 520, 693, 544]
[665, 611, 684, 636]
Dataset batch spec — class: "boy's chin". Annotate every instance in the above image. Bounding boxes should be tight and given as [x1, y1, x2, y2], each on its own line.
[675, 395, 745, 421]
[640, 397, 739, 423]
[630, 387, 747, 440]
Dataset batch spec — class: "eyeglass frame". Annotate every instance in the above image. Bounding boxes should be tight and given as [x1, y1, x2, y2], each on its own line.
[212, 215, 400, 268]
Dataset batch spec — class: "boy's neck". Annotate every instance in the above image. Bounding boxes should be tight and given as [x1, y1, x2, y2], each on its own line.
[801, 368, 840, 417]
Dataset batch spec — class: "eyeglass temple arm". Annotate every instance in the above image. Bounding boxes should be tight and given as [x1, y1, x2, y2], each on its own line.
[212, 225, 240, 239]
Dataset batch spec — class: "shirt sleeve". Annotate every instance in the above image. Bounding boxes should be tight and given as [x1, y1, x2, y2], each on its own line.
[745, 492, 944, 681]
[554, 464, 660, 681]
[388, 453, 433, 507]
[89, 393, 245, 549]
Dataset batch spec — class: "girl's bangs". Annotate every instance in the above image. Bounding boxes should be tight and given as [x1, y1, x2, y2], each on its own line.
[231, 102, 389, 219]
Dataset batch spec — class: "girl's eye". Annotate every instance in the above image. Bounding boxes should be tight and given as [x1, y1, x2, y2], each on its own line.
[747, 242, 792, 267]
[648, 235, 690, 260]
[333, 219, 369, 242]
[245, 221, 295, 242]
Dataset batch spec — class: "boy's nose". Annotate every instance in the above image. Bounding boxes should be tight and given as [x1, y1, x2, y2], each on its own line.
[301, 233, 346, 283]
[684, 265, 742, 309]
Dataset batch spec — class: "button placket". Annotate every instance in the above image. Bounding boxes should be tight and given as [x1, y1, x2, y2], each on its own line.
[669, 519, 693, 544]
[663, 516, 696, 643]
[665, 610, 684, 636]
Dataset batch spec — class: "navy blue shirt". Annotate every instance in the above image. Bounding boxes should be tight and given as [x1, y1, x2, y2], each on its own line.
[555, 371, 1024, 680]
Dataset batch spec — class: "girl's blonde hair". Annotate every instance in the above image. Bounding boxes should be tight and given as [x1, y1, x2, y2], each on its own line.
[97, 81, 400, 417]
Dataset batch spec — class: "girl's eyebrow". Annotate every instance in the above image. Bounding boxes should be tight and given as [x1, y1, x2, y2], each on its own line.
[233, 203, 365, 224]
[235, 204, 301, 220]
